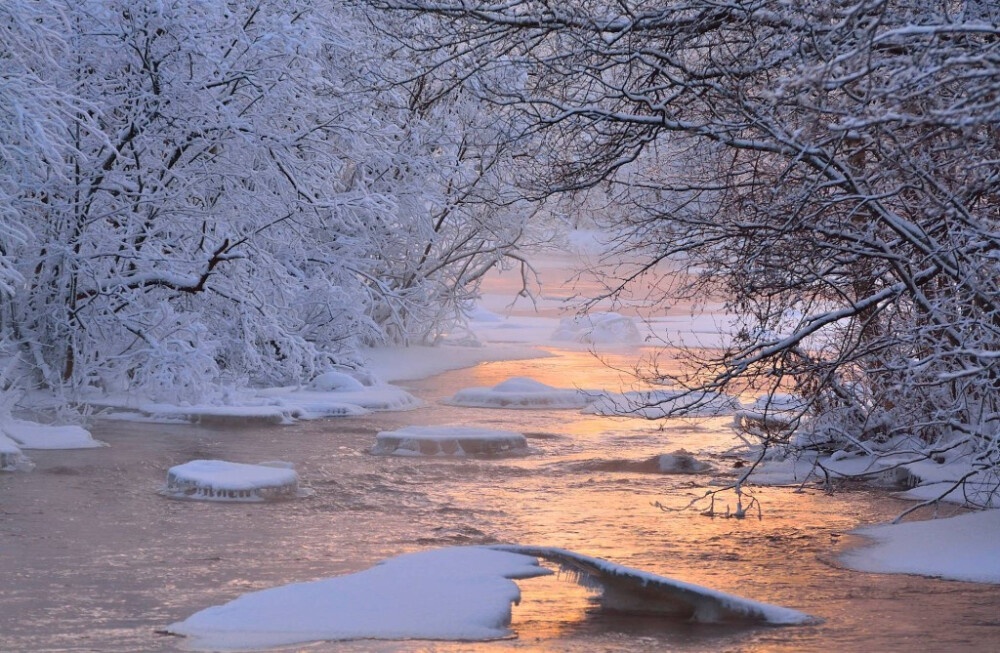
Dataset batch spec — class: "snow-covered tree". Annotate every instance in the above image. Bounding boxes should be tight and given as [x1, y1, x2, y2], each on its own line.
[2, 0, 532, 401]
[375, 0, 1000, 498]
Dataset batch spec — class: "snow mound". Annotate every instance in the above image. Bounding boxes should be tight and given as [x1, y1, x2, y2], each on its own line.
[551, 312, 641, 345]
[0, 433, 32, 471]
[840, 510, 1000, 583]
[372, 426, 528, 457]
[584, 390, 740, 418]
[166, 546, 550, 649]
[163, 460, 303, 502]
[445, 377, 590, 410]
[2, 418, 104, 449]
[309, 371, 366, 392]
[735, 394, 806, 440]
[495, 546, 815, 625]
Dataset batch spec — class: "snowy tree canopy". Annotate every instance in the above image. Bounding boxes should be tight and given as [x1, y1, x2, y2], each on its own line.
[0, 0, 534, 401]
[373, 0, 1000, 490]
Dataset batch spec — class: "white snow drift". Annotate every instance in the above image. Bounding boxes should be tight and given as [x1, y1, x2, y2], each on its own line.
[167, 547, 550, 649]
[445, 377, 590, 410]
[163, 460, 302, 502]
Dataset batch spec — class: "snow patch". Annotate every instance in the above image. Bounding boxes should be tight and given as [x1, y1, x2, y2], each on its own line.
[166, 546, 550, 649]
[445, 377, 590, 410]
[840, 510, 1000, 583]
[372, 426, 528, 457]
[163, 460, 303, 502]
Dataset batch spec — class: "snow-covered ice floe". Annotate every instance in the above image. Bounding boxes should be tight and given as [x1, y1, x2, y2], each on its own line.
[551, 312, 642, 346]
[445, 377, 590, 410]
[257, 372, 420, 414]
[2, 418, 104, 449]
[167, 545, 812, 650]
[498, 546, 815, 625]
[166, 547, 550, 649]
[162, 460, 305, 502]
[584, 389, 740, 419]
[839, 510, 1000, 583]
[0, 433, 32, 471]
[372, 426, 528, 457]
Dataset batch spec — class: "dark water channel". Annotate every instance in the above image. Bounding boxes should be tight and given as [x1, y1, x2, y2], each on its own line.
[1, 349, 998, 651]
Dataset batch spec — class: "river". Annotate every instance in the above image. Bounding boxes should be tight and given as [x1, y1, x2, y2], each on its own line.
[1, 345, 998, 651]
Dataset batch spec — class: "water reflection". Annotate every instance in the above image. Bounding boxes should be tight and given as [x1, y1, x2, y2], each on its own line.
[0, 347, 998, 651]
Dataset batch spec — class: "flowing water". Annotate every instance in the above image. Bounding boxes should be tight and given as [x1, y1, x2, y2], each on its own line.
[1, 347, 999, 652]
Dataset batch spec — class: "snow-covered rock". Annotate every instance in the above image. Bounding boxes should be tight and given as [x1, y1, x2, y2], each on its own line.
[163, 460, 302, 502]
[166, 546, 551, 649]
[2, 418, 104, 449]
[551, 312, 642, 345]
[444, 377, 590, 410]
[840, 510, 1000, 583]
[372, 426, 528, 457]
[584, 389, 740, 418]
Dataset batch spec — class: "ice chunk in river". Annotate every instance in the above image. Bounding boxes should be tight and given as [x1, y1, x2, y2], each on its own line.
[584, 389, 740, 418]
[163, 460, 302, 501]
[497, 546, 816, 625]
[166, 546, 550, 649]
[372, 425, 528, 457]
[2, 418, 104, 449]
[167, 545, 813, 650]
[445, 376, 590, 409]
[551, 312, 642, 345]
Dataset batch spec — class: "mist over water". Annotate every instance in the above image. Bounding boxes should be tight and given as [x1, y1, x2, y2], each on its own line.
[1, 347, 998, 651]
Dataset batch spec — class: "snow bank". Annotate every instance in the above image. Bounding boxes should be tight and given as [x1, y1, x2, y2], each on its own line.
[2, 418, 104, 449]
[551, 312, 642, 346]
[166, 547, 550, 649]
[840, 510, 1000, 583]
[163, 460, 302, 502]
[584, 389, 740, 419]
[372, 426, 528, 457]
[445, 377, 590, 410]
[495, 546, 814, 625]
[0, 433, 32, 471]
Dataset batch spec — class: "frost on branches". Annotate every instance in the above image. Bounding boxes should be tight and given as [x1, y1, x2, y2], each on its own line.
[375, 0, 1000, 500]
[0, 0, 532, 402]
